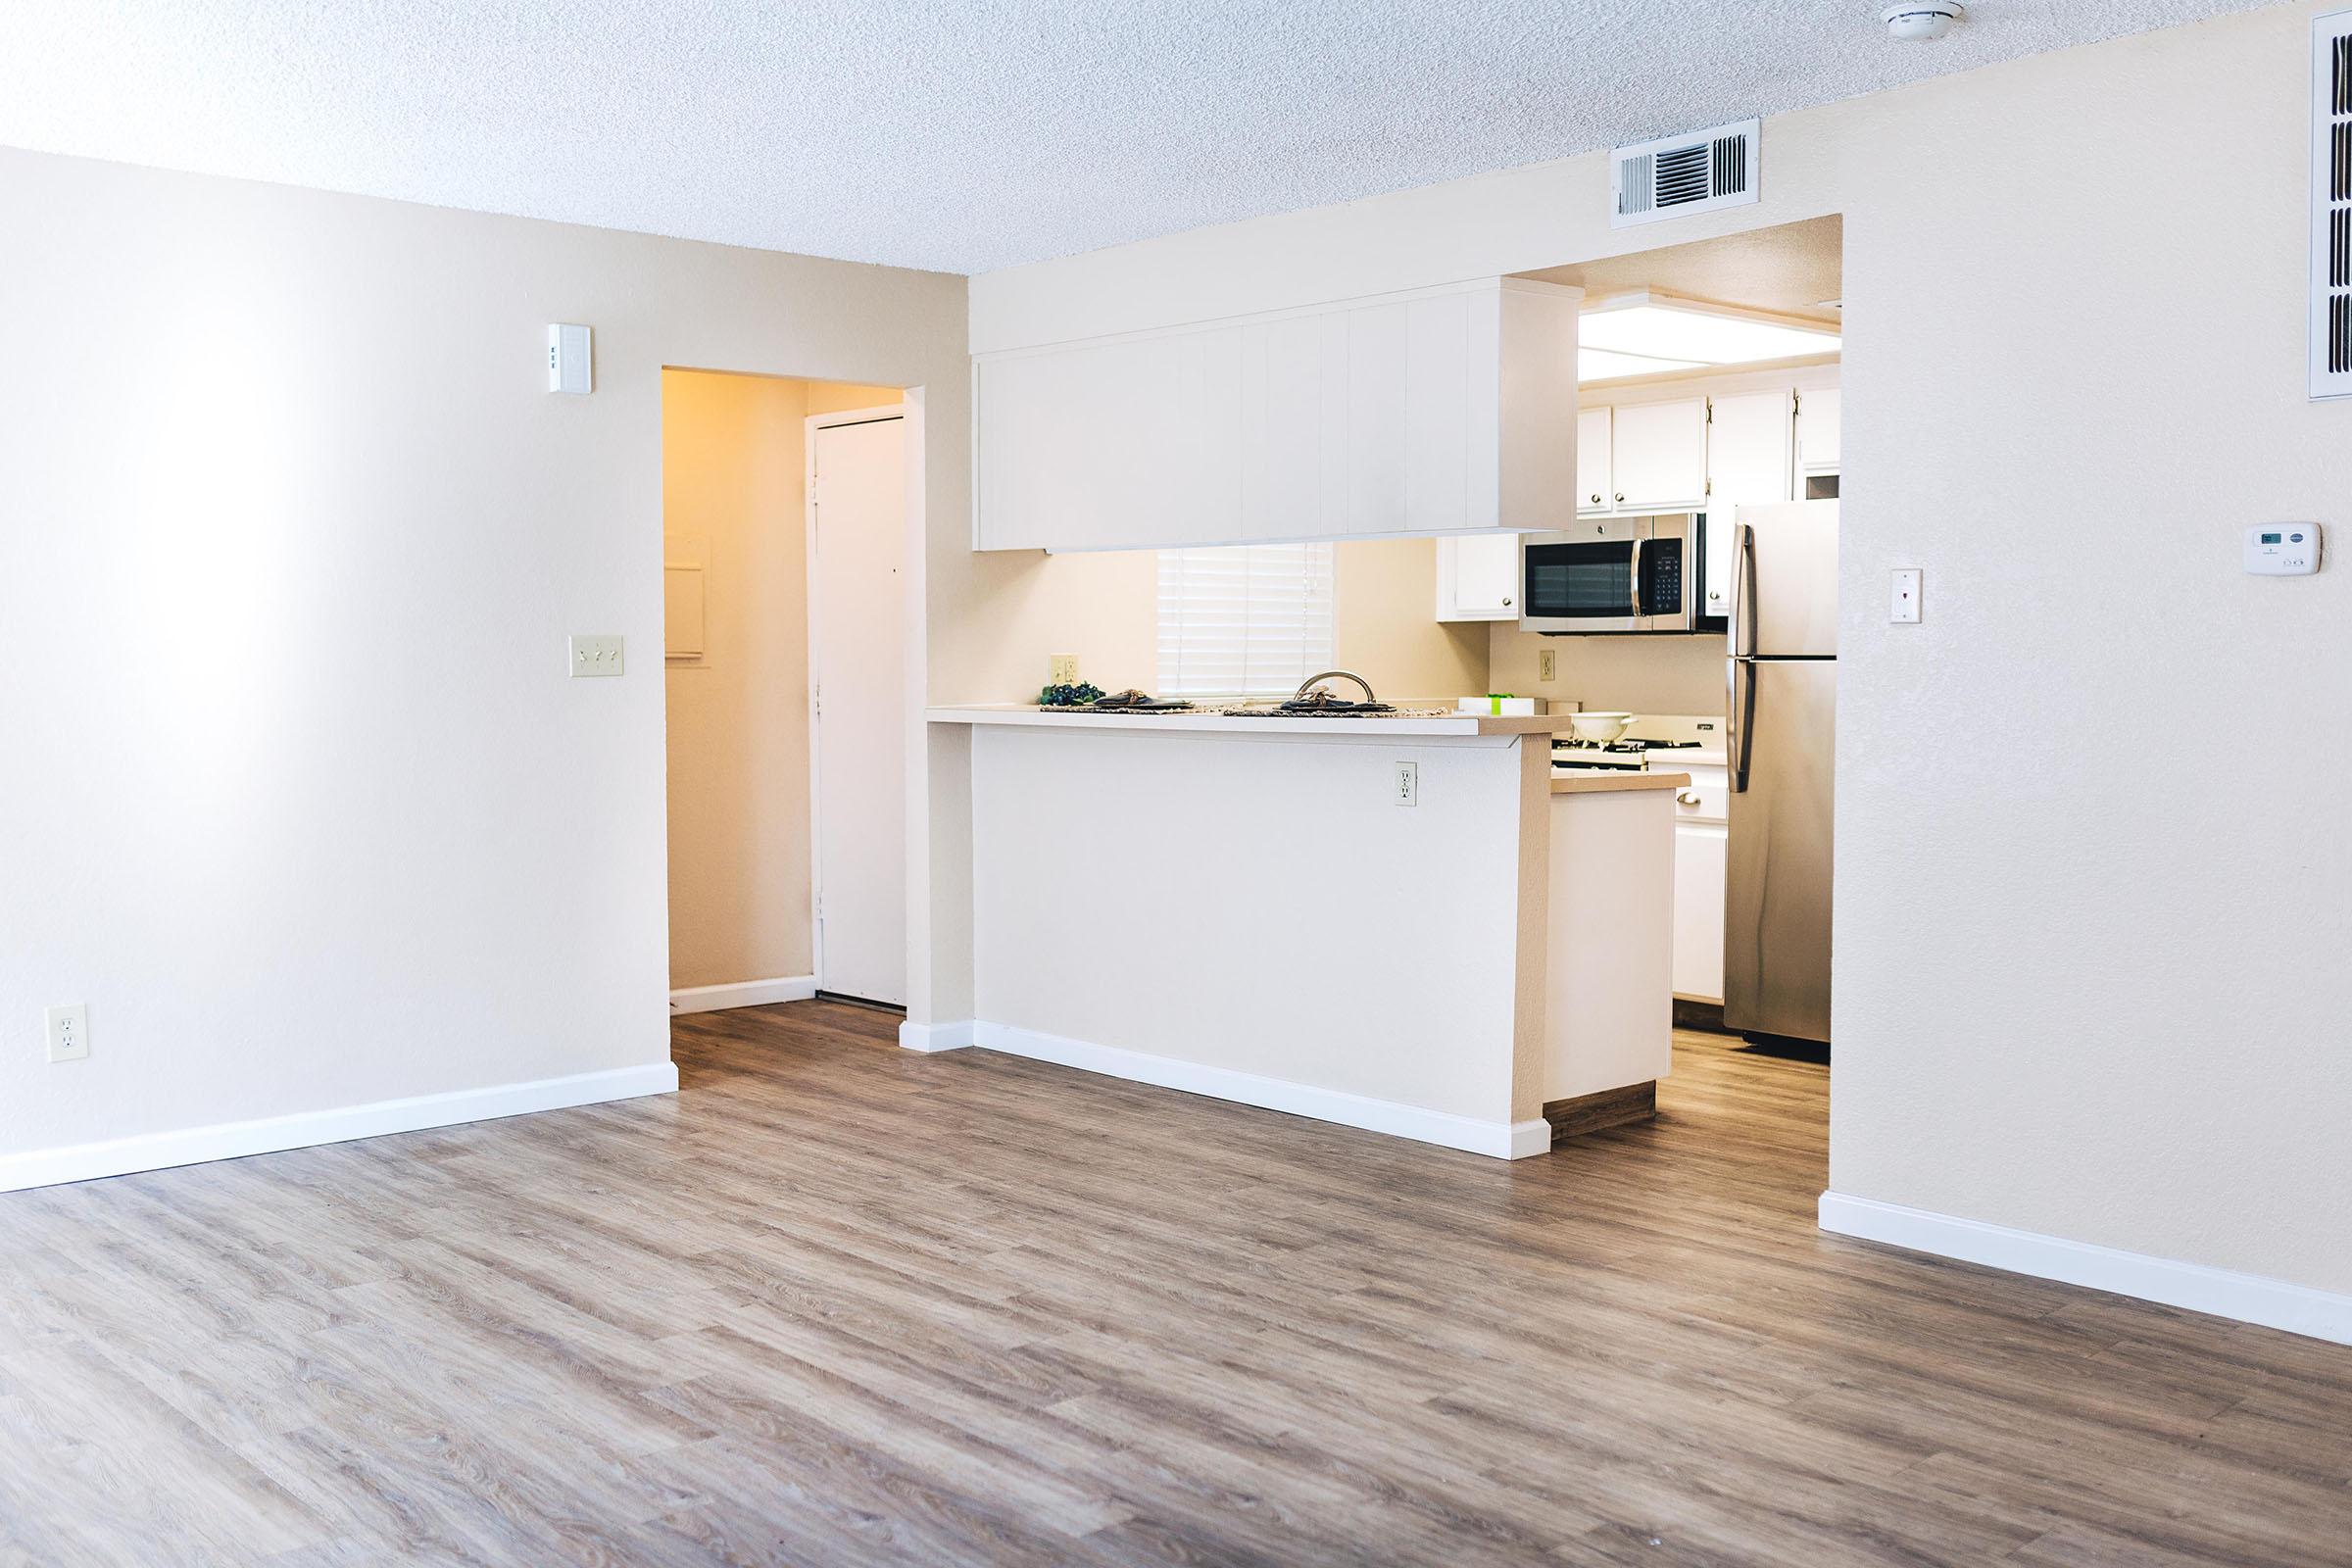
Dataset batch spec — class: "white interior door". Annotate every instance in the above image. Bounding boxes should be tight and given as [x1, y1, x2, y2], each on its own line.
[809, 412, 906, 1005]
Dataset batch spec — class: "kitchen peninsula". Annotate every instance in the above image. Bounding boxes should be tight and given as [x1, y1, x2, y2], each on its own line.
[923, 703, 1683, 1157]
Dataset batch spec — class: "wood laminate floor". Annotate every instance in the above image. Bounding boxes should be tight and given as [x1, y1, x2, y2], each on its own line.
[2, 1004, 2346, 1566]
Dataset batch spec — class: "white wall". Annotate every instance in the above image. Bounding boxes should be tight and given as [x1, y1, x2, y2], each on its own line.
[964, 3, 2352, 1305]
[0, 147, 965, 1172]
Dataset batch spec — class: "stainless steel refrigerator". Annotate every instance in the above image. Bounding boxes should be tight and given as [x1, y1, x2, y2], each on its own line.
[1724, 500, 1838, 1043]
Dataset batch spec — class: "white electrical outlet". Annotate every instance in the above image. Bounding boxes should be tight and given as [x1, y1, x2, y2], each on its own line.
[1890, 568, 1923, 623]
[1049, 653, 1079, 684]
[1394, 760, 1418, 807]
[1538, 647, 1558, 683]
[568, 634, 625, 677]
[46, 1004, 88, 1063]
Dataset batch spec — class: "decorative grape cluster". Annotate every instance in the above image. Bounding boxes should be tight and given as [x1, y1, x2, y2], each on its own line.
[1039, 681, 1107, 707]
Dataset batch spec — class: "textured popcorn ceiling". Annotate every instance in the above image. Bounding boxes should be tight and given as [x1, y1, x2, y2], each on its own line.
[0, 1, 2274, 274]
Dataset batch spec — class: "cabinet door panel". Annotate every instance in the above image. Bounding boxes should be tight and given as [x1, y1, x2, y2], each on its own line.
[1610, 398, 1708, 512]
[1703, 390, 1794, 617]
[1576, 406, 1612, 514]
[1673, 818, 1728, 1003]
[1243, 315, 1333, 541]
[1796, 386, 1841, 471]
[1436, 533, 1520, 620]
[1402, 292, 1472, 532]
[1345, 302, 1410, 533]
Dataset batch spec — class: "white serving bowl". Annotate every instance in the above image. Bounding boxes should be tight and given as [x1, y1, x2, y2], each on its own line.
[1566, 710, 1636, 743]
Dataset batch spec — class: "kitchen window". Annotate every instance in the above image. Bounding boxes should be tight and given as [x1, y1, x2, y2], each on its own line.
[1156, 543, 1336, 699]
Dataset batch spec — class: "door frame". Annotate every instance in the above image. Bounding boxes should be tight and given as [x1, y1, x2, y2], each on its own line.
[804, 404, 907, 998]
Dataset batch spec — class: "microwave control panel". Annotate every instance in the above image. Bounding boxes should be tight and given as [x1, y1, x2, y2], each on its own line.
[2244, 523, 2321, 575]
[1642, 539, 1685, 613]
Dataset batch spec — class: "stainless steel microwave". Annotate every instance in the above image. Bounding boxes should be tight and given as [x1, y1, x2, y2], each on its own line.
[1518, 515, 1698, 634]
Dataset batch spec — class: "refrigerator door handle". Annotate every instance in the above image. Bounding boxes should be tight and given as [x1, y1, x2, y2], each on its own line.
[1731, 523, 1758, 660]
[1729, 657, 1757, 793]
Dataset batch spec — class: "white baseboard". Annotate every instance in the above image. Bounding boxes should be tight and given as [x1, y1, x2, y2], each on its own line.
[899, 1018, 974, 1054]
[1819, 1191, 2352, 1348]
[668, 976, 818, 1014]
[0, 1062, 680, 1194]
[972, 1020, 1544, 1159]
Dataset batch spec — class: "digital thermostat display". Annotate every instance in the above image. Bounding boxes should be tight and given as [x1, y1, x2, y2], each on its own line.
[2244, 523, 2322, 576]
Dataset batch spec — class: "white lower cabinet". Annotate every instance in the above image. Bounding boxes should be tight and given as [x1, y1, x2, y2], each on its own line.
[1434, 533, 1521, 620]
[1670, 764, 1730, 1004]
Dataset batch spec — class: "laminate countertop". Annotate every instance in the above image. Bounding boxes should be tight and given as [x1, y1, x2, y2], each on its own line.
[927, 704, 1579, 738]
[1551, 771, 1693, 795]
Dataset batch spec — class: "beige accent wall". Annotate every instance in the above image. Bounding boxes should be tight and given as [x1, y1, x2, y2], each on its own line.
[928, 536, 1486, 706]
[806, 381, 906, 416]
[1334, 538, 1489, 700]
[662, 373, 905, 992]
[960, 3, 2352, 1303]
[1488, 625, 1724, 717]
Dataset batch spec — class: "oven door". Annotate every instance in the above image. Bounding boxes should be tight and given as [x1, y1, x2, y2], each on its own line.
[1519, 519, 1647, 634]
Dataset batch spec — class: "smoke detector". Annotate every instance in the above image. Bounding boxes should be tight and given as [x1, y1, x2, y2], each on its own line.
[1883, 3, 1964, 41]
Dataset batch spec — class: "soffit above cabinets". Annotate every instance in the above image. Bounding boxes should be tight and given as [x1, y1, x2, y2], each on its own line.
[973, 277, 1584, 553]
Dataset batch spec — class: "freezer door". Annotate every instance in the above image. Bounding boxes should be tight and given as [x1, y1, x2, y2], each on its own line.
[1724, 657, 1835, 1042]
[1732, 501, 1839, 658]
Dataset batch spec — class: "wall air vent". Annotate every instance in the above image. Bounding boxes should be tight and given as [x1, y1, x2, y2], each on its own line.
[2313, 11, 2352, 397]
[1612, 119, 1760, 228]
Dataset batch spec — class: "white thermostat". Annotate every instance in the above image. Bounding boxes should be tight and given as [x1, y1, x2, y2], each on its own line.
[548, 323, 593, 394]
[2244, 523, 2322, 575]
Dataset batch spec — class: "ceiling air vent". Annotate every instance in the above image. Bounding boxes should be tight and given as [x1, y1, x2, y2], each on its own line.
[1612, 119, 1760, 228]
[2313, 11, 2352, 397]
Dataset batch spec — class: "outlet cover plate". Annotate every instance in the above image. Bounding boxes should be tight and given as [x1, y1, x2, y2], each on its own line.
[1890, 568, 1923, 623]
[46, 1004, 88, 1063]
[1049, 653, 1079, 684]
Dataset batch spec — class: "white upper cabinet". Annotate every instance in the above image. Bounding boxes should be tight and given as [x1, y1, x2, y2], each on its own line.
[1796, 385, 1842, 473]
[1702, 389, 1795, 617]
[974, 277, 1582, 551]
[1575, 406, 1613, 514]
[1434, 533, 1521, 621]
[1608, 398, 1709, 513]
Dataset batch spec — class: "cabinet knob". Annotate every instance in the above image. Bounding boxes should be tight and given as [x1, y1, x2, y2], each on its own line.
[1590, 493, 1602, 504]
[1501, 597, 1512, 607]
[1614, 493, 1626, 504]
[1678, 791, 1701, 807]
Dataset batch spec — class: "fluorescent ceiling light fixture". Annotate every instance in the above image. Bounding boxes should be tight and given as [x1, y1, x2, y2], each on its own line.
[1578, 291, 1840, 380]
[1579, 347, 1709, 379]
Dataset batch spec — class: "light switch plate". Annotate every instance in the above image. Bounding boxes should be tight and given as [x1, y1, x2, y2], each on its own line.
[46, 1004, 88, 1063]
[569, 634, 625, 676]
[1890, 568, 1923, 623]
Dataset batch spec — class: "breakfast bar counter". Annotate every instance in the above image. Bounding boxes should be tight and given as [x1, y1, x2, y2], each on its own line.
[920, 703, 1675, 1158]
[924, 703, 1575, 737]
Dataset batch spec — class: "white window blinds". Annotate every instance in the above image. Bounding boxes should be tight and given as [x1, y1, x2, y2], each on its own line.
[1156, 543, 1336, 699]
